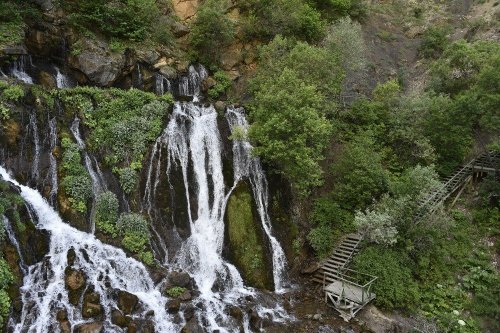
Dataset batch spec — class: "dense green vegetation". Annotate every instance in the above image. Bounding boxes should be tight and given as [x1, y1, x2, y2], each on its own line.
[58, 87, 172, 195]
[62, 0, 173, 44]
[0, 181, 20, 327]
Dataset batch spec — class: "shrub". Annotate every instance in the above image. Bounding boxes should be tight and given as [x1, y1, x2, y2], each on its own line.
[354, 246, 419, 309]
[64, 0, 160, 41]
[208, 71, 231, 100]
[60, 137, 92, 213]
[419, 26, 450, 59]
[95, 191, 119, 236]
[0, 258, 14, 327]
[190, 0, 235, 66]
[1, 85, 24, 102]
[307, 225, 335, 258]
[166, 286, 187, 298]
[117, 167, 138, 194]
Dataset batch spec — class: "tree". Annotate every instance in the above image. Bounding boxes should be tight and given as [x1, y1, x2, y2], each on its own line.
[190, 0, 235, 66]
[249, 68, 332, 194]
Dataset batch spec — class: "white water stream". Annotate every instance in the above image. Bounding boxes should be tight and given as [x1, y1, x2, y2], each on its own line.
[0, 166, 179, 333]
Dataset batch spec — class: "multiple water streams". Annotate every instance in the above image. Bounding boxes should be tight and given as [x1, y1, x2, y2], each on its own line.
[0, 63, 290, 332]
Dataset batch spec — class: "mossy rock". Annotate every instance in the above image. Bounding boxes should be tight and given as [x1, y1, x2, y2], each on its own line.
[225, 182, 271, 289]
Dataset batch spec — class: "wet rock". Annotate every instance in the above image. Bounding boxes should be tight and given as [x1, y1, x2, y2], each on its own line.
[166, 299, 181, 313]
[179, 290, 192, 302]
[358, 305, 402, 333]
[228, 306, 243, 321]
[38, 71, 57, 89]
[202, 77, 216, 92]
[141, 320, 155, 333]
[118, 290, 139, 314]
[82, 292, 102, 318]
[128, 321, 138, 333]
[183, 305, 195, 321]
[75, 322, 103, 333]
[68, 37, 125, 86]
[67, 248, 76, 266]
[180, 317, 205, 333]
[173, 22, 191, 38]
[60, 321, 71, 333]
[168, 271, 191, 288]
[65, 268, 85, 290]
[111, 309, 131, 328]
[56, 309, 68, 321]
[214, 101, 226, 111]
[249, 310, 261, 331]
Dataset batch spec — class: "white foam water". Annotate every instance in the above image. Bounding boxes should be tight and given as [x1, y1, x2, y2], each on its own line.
[0, 166, 179, 333]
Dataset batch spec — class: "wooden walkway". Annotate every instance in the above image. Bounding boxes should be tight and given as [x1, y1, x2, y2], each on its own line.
[415, 151, 499, 222]
[309, 151, 498, 321]
[312, 233, 363, 285]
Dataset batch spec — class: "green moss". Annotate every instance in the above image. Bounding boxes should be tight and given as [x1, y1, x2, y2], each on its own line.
[226, 183, 270, 289]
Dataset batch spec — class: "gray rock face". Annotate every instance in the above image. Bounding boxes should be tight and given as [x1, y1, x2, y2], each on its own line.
[68, 38, 125, 87]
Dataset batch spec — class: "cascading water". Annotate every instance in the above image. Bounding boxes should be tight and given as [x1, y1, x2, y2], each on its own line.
[45, 118, 58, 206]
[70, 117, 107, 231]
[226, 107, 288, 291]
[2, 215, 28, 275]
[0, 167, 179, 333]
[166, 102, 250, 332]
[155, 73, 172, 96]
[55, 67, 70, 89]
[177, 65, 208, 97]
[10, 55, 34, 84]
[28, 113, 41, 186]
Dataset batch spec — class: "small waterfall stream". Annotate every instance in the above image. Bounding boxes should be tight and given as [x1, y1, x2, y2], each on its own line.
[226, 107, 288, 291]
[28, 113, 41, 186]
[2, 215, 28, 275]
[10, 55, 34, 84]
[46, 118, 58, 206]
[70, 117, 107, 232]
[0, 167, 179, 333]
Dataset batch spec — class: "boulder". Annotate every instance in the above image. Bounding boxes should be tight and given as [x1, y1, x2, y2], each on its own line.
[214, 101, 226, 112]
[38, 71, 57, 89]
[68, 37, 125, 87]
[179, 290, 192, 302]
[202, 77, 216, 92]
[181, 318, 204, 333]
[82, 292, 102, 318]
[227, 306, 243, 321]
[111, 309, 131, 328]
[59, 321, 71, 333]
[75, 322, 103, 333]
[166, 299, 181, 313]
[118, 290, 139, 315]
[168, 271, 191, 288]
[358, 305, 402, 333]
[172, 0, 199, 21]
[172, 22, 191, 38]
[183, 305, 195, 321]
[65, 268, 85, 290]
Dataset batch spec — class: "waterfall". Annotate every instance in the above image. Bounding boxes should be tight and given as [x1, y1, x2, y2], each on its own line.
[46, 118, 58, 206]
[165, 102, 252, 332]
[178, 65, 208, 97]
[55, 67, 70, 89]
[226, 107, 288, 291]
[28, 113, 41, 186]
[155, 73, 172, 96]
[70, 117, 107, 232]
[0, 167, 179, 333]
[2, 215, 28, 275]
[10, 55, 34, 84]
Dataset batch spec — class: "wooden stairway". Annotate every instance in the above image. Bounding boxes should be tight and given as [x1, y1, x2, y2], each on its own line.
[312, 233, 363, 285]
[414, 151, 499, 222]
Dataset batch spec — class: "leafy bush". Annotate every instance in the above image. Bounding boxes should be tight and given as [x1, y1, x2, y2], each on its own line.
[307, 225, 335, 258]
[166, 286, 187, 298]
[1, 85, 24, 102]
[116, 167, 138, 194]
[240, 0, 326, 42]
[190, 0, 235, 66]
[117, 213, 154, 265]
[60, 137, 92, 213]
[95, 191, 119, 236]
[0, 258, 14, 327]
[208, 71, 231, 100]
[354, 246, 419, 309]
[419, 26, 450, 59]
[64, 0, 161, 41]
[249, 68, 333, 194]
